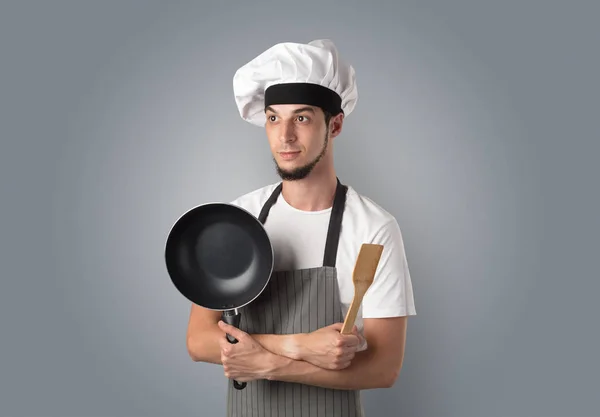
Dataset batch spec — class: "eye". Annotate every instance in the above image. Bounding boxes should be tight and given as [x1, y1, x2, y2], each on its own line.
[297, 115, 309, 122]
[268, 115, 277, 122]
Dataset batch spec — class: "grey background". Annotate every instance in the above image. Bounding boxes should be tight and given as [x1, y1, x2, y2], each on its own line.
[1, 1, 598, 416]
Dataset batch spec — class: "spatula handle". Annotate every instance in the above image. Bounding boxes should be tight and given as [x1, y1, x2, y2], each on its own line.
[341, 290, 366, 334]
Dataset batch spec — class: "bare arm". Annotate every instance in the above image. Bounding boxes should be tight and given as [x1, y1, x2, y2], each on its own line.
[186, 304, 224, 364]
[251, 334, 302, 360]
[265, 316, 408, 390]
[187, 303, 408, 391]
[252, 324, 360, 367]
[186, 304, 338, 364]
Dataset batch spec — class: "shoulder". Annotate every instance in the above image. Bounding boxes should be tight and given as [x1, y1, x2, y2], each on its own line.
[342, 185, 416, 318]
[343, 185, 402, 241]
[228, 182, 280, 218]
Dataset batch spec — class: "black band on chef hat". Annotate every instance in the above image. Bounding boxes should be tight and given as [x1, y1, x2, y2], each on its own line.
[264, 82, 343, 115]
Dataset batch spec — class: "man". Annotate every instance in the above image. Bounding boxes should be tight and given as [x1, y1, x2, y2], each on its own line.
[186, 39, 417, 417]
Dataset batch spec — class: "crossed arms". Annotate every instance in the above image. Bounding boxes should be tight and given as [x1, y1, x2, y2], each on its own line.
[186, 304, 407, 390]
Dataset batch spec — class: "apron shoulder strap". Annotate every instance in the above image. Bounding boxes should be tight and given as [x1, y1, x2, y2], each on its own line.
[257, 182, 283, 224]
[322, 178, 348, 268]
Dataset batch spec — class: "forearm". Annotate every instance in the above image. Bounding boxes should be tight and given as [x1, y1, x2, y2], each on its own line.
[266, 349, 396, 390]
[187, 325, 224, 364]
[252, 333, 304, 360]
[188, 327, 300, 364]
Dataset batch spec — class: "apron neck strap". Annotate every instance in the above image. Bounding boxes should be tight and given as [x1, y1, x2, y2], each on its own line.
[257, 177, 348, 268]
[257, 182, 283, 224]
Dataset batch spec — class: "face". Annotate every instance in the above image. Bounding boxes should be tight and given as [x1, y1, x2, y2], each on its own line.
[264, 104, 342, 181]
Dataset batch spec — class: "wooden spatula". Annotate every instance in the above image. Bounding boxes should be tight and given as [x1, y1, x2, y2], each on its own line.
[341, 243, 384, 334]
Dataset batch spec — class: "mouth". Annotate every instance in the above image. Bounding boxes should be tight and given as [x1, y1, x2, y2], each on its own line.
[279, 151, 301, 161]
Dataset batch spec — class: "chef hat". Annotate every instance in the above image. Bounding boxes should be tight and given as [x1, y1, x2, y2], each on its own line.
[232, 39, 358, 127]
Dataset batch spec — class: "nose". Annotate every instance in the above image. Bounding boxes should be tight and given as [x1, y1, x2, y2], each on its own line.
[279, 120, 296, 143]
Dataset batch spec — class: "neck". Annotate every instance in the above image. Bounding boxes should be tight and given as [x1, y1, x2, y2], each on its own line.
[280, 165, 338, 212]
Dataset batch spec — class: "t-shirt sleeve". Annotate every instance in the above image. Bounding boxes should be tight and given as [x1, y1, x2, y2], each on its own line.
[361, 218, 417, 318]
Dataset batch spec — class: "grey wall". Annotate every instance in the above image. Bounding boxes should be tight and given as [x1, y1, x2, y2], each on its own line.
[1, 1, 598, 416]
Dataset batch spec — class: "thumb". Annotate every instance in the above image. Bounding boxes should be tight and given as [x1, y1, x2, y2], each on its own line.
[327, 322, 344, 331]
[218, 320, 247, 340]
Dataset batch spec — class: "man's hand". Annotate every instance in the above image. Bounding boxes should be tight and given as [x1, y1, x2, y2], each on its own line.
[217, 321, 278, 382]
[296, 323, 363, 370]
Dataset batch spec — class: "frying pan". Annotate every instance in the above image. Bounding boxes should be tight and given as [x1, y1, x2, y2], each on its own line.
[164, 202, 274, 390]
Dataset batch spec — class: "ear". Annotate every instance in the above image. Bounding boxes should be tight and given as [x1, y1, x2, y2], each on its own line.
[329, 113, 344, 138]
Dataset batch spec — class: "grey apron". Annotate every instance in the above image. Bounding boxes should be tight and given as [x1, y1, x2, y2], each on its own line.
[226, 178, 364, 417]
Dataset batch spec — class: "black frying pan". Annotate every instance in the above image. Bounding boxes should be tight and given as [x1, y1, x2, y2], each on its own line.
[164, 202, 274, 390]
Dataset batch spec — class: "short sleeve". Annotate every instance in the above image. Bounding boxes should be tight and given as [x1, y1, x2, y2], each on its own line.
[361, 218, 417, 318]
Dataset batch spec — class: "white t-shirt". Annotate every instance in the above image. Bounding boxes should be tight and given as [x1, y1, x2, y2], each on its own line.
[229, 182, 417, 349]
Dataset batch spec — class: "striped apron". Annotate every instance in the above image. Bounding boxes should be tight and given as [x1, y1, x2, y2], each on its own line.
[226, 178, 364, 417]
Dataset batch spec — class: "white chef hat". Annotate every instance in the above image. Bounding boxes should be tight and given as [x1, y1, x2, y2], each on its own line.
[232, 39, 358, 127]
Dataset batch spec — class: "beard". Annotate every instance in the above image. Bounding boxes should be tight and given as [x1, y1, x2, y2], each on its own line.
[273, 130, 329, 181]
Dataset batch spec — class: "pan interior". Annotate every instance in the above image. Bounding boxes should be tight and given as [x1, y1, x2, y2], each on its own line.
[165, 204, 273, 310]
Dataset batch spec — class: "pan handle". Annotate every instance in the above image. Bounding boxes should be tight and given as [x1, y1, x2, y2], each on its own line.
[222, 309, 241, 344]
[222, 310, 247, 390]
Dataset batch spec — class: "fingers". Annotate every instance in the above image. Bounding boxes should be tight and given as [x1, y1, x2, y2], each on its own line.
[334, 348, 356, 370]
[336, 334, 361, 347]
[348, 326, 364, 346]
[328, 323, 357, 334]
[219, 337, 233, 361]
[327, 322, 344, 331]
[329, 357, 353, 370]
[340, 351, 356, 361]
[218, 320, 248, 341]
[329, 323, 361, 344]
[331, 345, 358, 359]
[218, 337, 229, 349]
